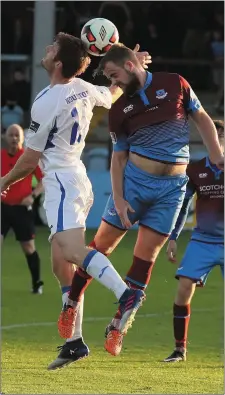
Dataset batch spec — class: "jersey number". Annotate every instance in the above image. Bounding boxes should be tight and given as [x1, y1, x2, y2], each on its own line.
[70, 108, 81, 145]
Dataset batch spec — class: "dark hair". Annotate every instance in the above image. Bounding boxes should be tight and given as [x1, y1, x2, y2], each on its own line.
[54, 32, 90, 78]
[213, 119, 224, 139]
[94, 43, 139, 77]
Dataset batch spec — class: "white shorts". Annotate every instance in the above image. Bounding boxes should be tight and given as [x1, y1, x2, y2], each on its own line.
[42, 169, 94, 240]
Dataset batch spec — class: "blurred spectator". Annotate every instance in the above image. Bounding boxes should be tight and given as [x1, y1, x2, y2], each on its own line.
[119, 20, 136, 49]
[210, 29, 224, 112]
[212, 10, 224, 34]
[13, 18, 32, 55]
[10, 69, 31, 111]
[98, 1, 131, 32]
[1, 96, 24, 133]
[140, 22, 164, 58]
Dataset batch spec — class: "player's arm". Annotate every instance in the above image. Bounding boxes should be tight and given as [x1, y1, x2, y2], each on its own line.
[191, 108, 223, 169]
[109, 112, 134, 228]
[181, 76, 224, 169]
[167, 171, 196, 262]
[20, 166, 44, 207]
[32, 166, 44, 198]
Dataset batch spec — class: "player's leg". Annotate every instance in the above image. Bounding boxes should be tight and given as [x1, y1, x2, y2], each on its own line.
[48, 239, 89, 371]
[105, 168, 188, 355]
[45, 172, 145, 341]
[68, 219, 127, 303]
[55, 228, 145, 337]
[13, 205, 43, 293]
[105, 225, 168, 355]
[164, 240, 220, 363]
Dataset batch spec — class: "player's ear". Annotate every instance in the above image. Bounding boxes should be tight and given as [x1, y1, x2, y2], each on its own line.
[55, 61, 62, 70]
[124, 61, 134, 73]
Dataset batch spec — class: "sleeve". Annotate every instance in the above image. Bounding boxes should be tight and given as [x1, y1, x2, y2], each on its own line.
[169, 166, 196, 240]
[33, 165, 43, 181]
[25, 100, 56, 152]
[179, 75, 202, 113]
[108, 108, 129, 152]
[89, 84, 112, 109]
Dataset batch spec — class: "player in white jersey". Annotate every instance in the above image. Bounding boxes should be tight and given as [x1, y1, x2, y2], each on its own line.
[1, 33, 150, 370]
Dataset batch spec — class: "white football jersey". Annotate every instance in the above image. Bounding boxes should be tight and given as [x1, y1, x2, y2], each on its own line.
[25, 78, 112, 174]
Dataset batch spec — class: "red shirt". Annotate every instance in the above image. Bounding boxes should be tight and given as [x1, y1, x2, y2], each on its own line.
[1, 148, 43, 205]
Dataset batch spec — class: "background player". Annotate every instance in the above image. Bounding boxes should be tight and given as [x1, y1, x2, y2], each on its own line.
[1, 124, 44, 294]
[163, 120, 224, 363]
[0, 34, 151, 370]
[61, 44, 224, 361]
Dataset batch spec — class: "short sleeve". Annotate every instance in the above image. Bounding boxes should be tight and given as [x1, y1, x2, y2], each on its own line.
[25, 100, 56, 152]
[88, 83, 112, 109]
[179, 75, 202, 113]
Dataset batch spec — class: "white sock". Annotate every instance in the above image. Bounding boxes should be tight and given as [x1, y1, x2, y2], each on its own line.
[83, 251, 128, 300]
[62, 291, 69, 307]
[66, 294, 84, 343]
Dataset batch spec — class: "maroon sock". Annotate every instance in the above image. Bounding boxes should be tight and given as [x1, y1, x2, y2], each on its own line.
[125, 256, 155, 290]
[173, 303, 190, 349]
[114, 256, 155, 319]
[68, 240, 109, 302]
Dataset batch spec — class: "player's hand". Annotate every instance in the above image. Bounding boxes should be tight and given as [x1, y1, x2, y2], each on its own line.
[167, 240, 177, 263]
[114, 196, 135, 229]
[20, 195, 34, 207]
[1, 188, 9, 198]
[133, 44, 152, 69]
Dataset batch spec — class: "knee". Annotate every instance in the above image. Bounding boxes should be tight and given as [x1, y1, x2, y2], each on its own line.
[61, 246, 87, 267]
[21, 241, 35, 255]
[176, 277, 195, 305]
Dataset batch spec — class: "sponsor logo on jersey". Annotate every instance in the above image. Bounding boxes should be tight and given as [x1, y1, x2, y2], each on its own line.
[65, 91, 88, 105]
[110, 132, 117, 144]
[29, 120, 40, 133]
[199, 173, 207, 178]
[145, 105, 159, 112]
[200, 184, 223, 191]
[156, 89, 168, 99]
[123, 104, 134, 113]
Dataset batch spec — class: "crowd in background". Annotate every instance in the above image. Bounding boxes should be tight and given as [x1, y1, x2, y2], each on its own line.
[1, 1, 224, 133]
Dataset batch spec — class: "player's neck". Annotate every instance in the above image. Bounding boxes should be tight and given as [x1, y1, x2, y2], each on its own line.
[50, 75, 74, 87]
[137, 70, 149, 89]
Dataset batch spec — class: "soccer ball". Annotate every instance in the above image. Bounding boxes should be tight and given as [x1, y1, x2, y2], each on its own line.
[81, 18, 119, 57]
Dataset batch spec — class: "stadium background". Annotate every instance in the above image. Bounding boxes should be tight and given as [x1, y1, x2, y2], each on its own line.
[1, 2, 224, 394]
[2, 0, 224, 229]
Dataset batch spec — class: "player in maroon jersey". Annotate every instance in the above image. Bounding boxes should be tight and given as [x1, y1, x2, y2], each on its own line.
[1, 124, 44, 294]
[58, 44, 224, 362]
[164, 120, 224, 362]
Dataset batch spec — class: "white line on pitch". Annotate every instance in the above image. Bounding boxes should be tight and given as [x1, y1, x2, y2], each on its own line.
[1, 308, 222, 330]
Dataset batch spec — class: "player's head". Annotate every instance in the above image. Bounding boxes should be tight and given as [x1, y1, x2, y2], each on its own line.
[213, 119, 224, 150]
[5, 124, 24, 151]
[41, 32, 91, 79]
[95, 44, 143, 96]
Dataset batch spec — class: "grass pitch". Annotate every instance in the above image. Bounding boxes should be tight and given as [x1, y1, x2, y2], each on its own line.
[1, 227, 224, 394]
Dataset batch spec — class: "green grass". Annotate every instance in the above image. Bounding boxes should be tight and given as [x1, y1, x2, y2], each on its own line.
[1, 227, 224, 394]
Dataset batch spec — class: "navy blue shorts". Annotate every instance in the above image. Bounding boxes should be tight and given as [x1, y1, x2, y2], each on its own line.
[102, 161, 188, 235]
